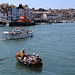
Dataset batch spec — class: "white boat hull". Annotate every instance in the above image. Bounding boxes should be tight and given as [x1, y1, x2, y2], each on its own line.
[3, 29, 33, 40]
[3, 33, 33, 40]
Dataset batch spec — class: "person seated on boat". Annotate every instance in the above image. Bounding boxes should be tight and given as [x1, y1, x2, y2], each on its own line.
[32, 53, 36, 59]
[23, 56, 28, 61]
[16, 51, 21, 57]
[35, 54, 42, 63]
[23, 56, 28, 63]
[25, 53, 30, 58]
[22, 53, 26, 60]
[28, 57, 34, 64]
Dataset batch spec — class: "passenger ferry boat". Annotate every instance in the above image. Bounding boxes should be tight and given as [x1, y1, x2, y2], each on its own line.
[3, 27, 33, 40]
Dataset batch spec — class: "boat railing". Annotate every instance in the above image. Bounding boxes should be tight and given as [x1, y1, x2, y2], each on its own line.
[3, 29, 15, 31]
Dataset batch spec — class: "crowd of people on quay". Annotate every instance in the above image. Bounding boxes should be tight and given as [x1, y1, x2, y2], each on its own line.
[16, 48, 42, 64]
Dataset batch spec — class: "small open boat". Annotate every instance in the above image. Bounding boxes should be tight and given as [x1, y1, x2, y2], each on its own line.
[16, 51, 43, 66]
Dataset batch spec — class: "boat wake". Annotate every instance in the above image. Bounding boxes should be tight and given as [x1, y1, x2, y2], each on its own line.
[0, 38, 6, 40]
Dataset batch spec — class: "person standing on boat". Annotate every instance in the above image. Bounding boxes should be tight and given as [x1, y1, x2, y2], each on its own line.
[26, 29, 28, 34]
[21, 48, 25, 53]
[20, 48, 25, 58]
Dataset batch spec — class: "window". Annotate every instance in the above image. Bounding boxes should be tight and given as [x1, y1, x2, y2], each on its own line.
[3, 13, 5, 16]
[13, 13, 15, 15]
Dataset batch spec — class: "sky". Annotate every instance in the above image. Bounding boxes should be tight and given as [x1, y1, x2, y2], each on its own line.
[0, 0, 75, 9]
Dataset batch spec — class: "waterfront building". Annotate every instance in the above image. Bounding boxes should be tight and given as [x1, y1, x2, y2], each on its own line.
[0, 8, 7, 21]
[12, 7, 17, 21]
[9, 4, 17, 21]
[31, 10, 50, 23]
[0, 3, 75, 24]
[17, 4, 25, 20]
[0, 3, 12, 21]
[43, 13, 47, 19]
[23, 5, 32, 20]
[0, 3, 9, 8]
[6, 6, 12, 20]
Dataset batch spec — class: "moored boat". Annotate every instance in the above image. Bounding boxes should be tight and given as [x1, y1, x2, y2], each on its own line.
[3, 27, 33, 40]
[0, 24, 5, 27]
[16, 50, 43, 66]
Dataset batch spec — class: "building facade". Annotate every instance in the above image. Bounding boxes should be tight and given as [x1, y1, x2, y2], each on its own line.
[0, 8, 7, 21]
[12, 8, 17, 21]
[23, 5, 31, 20]
[17, 4, 25, 20]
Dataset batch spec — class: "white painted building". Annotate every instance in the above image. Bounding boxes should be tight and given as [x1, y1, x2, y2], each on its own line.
[31, 10, 50, 21]
[0, 8, 7, 21]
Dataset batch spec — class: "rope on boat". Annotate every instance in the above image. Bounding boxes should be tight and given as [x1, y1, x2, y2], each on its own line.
[0, 56, 15, 61]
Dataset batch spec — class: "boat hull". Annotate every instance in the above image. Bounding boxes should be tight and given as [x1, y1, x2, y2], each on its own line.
[16, 56, 43, 66]
[9, 22, 35, 26]
[3, 33, 33, 40]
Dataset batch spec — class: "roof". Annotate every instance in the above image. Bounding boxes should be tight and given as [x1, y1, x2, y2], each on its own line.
[17, 4, 24, 9]
[17, 16, 31, 23]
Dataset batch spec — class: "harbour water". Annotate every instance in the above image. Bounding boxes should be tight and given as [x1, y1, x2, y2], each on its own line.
[0, 22, 75, 75]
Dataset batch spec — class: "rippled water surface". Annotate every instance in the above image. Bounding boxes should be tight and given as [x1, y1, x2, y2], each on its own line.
[0, 23, 75, 75]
